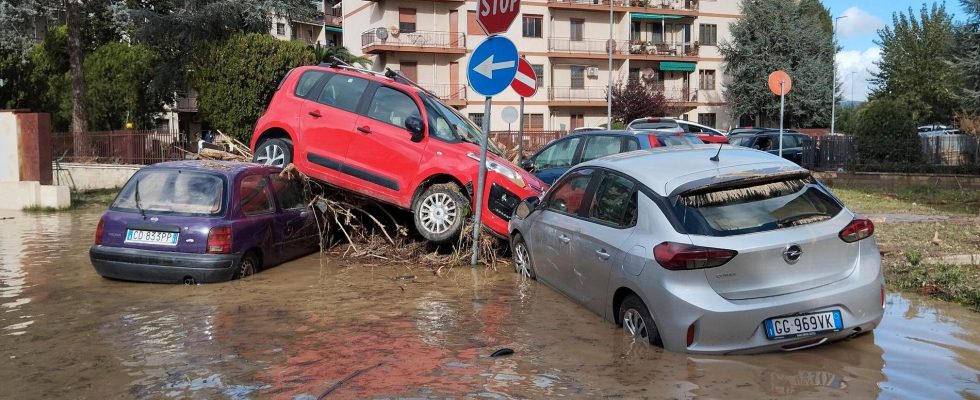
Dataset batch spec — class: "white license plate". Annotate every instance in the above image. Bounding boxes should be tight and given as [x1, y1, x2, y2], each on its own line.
[764, 311, 842, 340]
[125, 229, 178, 246]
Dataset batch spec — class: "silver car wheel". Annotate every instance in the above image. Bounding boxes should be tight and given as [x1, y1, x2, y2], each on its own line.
[419, 192, 458, 235]
[256, 144, 285, 167]
[514, 241, 532, 278]
[623, 308, 649, 340]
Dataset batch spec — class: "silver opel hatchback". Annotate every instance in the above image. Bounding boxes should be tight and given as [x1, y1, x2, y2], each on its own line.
[508, 145, 884, 354]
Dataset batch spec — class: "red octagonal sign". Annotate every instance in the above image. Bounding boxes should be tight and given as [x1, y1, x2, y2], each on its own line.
[477, 0, 521, 35]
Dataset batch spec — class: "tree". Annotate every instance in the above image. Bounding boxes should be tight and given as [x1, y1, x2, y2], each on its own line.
[833, 103, 862, 135]
[311, 44, 371, 67]
[719, 0, 837, 128]
[84, 43, 162, 130]
[191, 33, 315, 141]
[65, 0, 89, 135]
[953, 0, 980, 117]
[854, 98, 920, 165]
[122, 0, 317, 105]
[870, 3, 958, 124]
[608, 80, 671, 125]
[26, 26, 72, 131]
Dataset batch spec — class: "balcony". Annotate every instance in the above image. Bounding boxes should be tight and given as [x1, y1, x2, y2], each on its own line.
[549, 86, 608, 105]
[547, 0, 698, 15]
[419, 83, 468, 106]
[546, 38, 698, 61]
[361, 29, 466, 55]
[627, 81, 699, 105]
[627, 41, 699, 57]
[325, 15, 342, 28]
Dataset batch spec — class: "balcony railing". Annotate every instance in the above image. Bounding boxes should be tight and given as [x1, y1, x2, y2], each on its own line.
[419, 83, 467, 101]
[549, 86, 608, 102]
[625, 81, 698, 102]
[361, 29, 466, 51]
[547, 0, 698, 11]
[548, 38, 631, 55]
[325, 15, 342, 27]
[548, 0, 629, 6]
[627, 40, 698, 57]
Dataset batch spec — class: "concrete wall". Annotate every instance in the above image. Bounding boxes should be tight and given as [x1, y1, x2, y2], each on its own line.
[54, 163, 139, 190]
[814, 171, 980, 191]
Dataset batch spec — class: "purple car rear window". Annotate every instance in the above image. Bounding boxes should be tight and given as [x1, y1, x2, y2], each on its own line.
[112, 170, 225, 216]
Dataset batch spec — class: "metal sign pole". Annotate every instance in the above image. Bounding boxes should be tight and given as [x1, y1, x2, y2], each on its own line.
[517, 96, 525, 165]
[471, 96, 492, 266]
[779, 82, 785, 158]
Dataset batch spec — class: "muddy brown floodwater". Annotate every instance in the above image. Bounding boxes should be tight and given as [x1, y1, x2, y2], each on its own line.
[1, 210, 979, 399]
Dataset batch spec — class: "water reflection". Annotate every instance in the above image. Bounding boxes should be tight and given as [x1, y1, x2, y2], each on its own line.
[0, 209, 978, 399]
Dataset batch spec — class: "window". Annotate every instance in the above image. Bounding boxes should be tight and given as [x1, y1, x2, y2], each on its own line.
[570, 114, 584, 130]
[294, 71, 326, 99]
[531, 64, 544, 87]
[523, 14, 542, 38]
[270, 174, 307, 210]
[469, 113, 484, 128]
[240, 175, 274, 216]
[699, 24, 717, 46]
[399, 8, 417, 33]
[534, 137, 582, 169]
[698, 113, 717, 129]
[699, 69, 716, 90]
[317, 74, 370, 112]
[112, 170, 224, 216]
[682, 122, 703, 133]
[625, 138, 640, 151]
[631, 21, 641, 41]
[571, 66, 585, 89]
[276, 23, 286, 36]
[570, 19, 584, 41]
[546, 168, 594, 215]
[467, 11, 485, 35]
[366, 86, 422, 129]
[589, 173, 637, 227]
[581, 135, 622, 162]
[523, 113, 544, 130]
[399, 61, 417, 82]
[781, 135, 800, 148]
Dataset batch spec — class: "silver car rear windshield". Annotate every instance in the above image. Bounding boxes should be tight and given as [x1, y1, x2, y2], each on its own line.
[112, 170, 225, 216]
[630, 122, 677, 130]
[671, 177, 842, 236]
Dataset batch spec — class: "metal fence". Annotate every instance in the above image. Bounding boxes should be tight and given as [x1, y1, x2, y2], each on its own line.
[802, 134, 980, 173]
[52, 130, 192, 165]
[361, 29, 465, 49]
[490, 130, 568, 154]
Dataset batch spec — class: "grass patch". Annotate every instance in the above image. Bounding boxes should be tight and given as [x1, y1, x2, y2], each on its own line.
[828, 183, 980, 215]
[874, 220, 980, 261]
[888, 254, 980, 312]
[21, 188, 119, 213]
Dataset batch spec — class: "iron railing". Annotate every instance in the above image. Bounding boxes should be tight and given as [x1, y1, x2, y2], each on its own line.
[490, 130, 569, 154]
[325, 15, 342, 27]
[548, 38, 631, 55]
[549, 86, 608, 102]
[361, 29, 466, 49]
[51, 130, 193, 165]
[547, 0, 698, 10]
[801, 135, 980, 173]
[419, 83, 467, 101]
[626, 40, 697, 56]
[548, 0, 629, 6]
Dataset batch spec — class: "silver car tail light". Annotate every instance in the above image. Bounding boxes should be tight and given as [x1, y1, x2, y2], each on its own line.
[654, 242, 738, 271]
[838, 218, 874, 243]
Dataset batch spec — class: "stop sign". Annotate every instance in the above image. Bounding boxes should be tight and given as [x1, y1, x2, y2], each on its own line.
[477, 0, 520, 35]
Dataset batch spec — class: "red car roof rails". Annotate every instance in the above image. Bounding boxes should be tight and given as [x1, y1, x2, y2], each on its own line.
[323, 57, 438, 98]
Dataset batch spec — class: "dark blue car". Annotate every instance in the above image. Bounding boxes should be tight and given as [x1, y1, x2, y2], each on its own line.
[520, 130, 703, 185]
[90, 161, 320, 284]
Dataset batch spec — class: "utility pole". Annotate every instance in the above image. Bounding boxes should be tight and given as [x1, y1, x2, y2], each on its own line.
[830, 15, 847, 134]
[850, 71, 857, 105]
[606, 0, 613, 129]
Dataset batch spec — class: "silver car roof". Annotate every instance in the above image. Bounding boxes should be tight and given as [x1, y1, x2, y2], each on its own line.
[577, 145, 805, 196]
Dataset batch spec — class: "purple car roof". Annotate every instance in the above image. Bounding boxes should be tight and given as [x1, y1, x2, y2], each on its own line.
[142, 160, 279, 177]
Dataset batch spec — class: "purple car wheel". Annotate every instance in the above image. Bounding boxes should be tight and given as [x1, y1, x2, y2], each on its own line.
[234, 253, 259, 279]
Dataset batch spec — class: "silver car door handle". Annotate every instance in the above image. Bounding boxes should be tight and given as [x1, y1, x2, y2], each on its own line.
[595, 249, 611, 260]
[558, 234, 570, 244]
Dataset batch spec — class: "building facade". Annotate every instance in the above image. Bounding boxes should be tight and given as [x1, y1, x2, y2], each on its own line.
[342, 0, 739, 132]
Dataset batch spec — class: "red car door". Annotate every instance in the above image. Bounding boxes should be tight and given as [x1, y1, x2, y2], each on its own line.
[343, 85, 426, 207]
[299, 73, 372, 184]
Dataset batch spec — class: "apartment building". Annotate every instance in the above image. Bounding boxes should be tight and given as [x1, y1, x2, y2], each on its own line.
[270, 1, 345, 46]
[342, 0, 739, 131]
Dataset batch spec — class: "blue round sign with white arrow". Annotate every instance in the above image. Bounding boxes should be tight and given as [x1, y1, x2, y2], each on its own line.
[467, 36, 519, 97]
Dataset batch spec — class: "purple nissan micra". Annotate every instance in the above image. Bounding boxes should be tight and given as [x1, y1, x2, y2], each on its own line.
[90, 160, 319, 283]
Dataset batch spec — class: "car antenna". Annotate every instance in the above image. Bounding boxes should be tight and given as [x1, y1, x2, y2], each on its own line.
[709, 143, 723, 162]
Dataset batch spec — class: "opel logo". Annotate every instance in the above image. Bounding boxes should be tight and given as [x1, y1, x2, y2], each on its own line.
[783, 244, 803, 264]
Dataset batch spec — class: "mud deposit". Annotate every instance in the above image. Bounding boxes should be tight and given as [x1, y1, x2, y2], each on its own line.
[1, 211, 978, 399]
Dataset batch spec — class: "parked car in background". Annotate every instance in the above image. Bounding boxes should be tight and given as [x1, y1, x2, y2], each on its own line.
[917, 125, 959, 136]
[627, 117, 729, 144]
[250, 63, 546, 243]
[90, 161, 319, 284]
[521, 130, 703, 185]
[727, 128, 810, 165]
[508, 146, 884, 354]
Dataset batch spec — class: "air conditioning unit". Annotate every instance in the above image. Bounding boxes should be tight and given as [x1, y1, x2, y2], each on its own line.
[585, 67, 599, 78]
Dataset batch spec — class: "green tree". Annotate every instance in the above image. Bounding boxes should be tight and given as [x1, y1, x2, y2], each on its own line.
[84, 43, 161, 130]
[833, 103, 862, 135]
[609, 80, 671, 125]
[855, 98, 920, 165]
[953, 0, 980, 116]
[720, 0, 837, 128]
[26, 26, 72, 131]
[191, 33, 315, 141]
[870, 3, 958, 124]
[311, 44, 371, 67]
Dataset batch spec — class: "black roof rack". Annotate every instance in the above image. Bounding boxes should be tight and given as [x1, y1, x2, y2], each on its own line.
[321, 57, 438, 98]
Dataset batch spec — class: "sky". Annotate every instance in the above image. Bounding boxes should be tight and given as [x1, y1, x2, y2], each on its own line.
[822, 0, 970, 101]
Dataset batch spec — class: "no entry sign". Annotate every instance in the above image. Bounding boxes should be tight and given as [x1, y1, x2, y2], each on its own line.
[510, 57, 538, 98]
[477, 0, 520, 35]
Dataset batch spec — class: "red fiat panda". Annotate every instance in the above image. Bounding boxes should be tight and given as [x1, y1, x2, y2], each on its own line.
[250, 64, 547, 243]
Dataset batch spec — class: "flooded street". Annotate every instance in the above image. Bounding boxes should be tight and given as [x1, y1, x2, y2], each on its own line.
[1, 210, 978, 399]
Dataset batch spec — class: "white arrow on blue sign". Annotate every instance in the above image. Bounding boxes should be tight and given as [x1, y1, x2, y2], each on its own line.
[467, 36, 519, 97]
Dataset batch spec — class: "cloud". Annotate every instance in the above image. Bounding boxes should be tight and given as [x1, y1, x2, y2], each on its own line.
[837, 7, 885, 39]
[836, 47, 881, 101]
